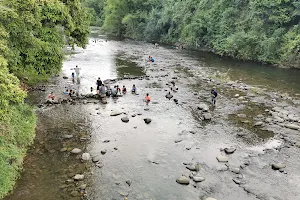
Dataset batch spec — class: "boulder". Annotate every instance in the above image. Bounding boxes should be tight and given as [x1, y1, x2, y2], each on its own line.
[81, 153, 90, 161]
[110, 111, 123, 116]
[198, 104, 209, 112]
[216, 155, 228, 162]
[224, 148, 236, 154]
[73, 174, 84, 181]
[203, 113, 212, 120]
[121, 117, 129, 123]
[176, 176, 190, 185]
[144, 118, 152, 124]
[272, 163, 286, 170]
[71, 148, 82, 154]
[193, 176, 205, 182]
[284, 124, 300, 130]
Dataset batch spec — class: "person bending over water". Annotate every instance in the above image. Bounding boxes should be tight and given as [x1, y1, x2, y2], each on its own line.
[148, 56, 154, 62]
[145, 93, 151, 105]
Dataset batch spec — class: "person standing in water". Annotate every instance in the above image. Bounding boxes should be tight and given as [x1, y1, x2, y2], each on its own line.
[71, 65, 81, 77]
[132, 84, 136, 94]
[145, 93, 151, 105]
[71, 72, 75, 82]
[96, 77, 102, 94]
[211, 88, 218, 106]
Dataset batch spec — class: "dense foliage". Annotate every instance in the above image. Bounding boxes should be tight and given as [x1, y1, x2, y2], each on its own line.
[0, 0, 90, 198]
[87, 0, 300, 68]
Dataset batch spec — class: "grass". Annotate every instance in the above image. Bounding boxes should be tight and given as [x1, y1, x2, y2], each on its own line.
[0, 104, 36, 198]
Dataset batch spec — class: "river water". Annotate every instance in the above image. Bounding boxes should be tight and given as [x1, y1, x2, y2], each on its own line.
[4, 28, 300, 200]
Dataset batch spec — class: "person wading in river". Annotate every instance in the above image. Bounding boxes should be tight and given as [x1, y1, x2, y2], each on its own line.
[71, 65, 81, 78]
[96, 77, 102, 94]
[145, 93, 151, 105]
[211, 88, 218, 106]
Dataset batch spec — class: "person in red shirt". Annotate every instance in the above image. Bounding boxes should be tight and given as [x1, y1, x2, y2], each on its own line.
[48, 92, 56, 100]
[145, 93, 151, 105]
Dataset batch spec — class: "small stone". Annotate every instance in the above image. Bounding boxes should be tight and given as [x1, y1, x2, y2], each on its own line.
[96, 161, 104, 168]
[193, 176, 205, 182]
[73, 174, 84, 180]
[70, 191, 79, 197]
[234, 94, 240, 97]
[198, 104, 209, 112]
[110, 111, 123, 116]
[216, 155, 228, 162]
[272, 163, 286, 170]
[71, 148, 82, 154]
[60, 148, 68, 152]
[81, 153, 90, 161]
[79, 184, 87, 190]
[144, 118, 152, 124]
[224, 148, 236, 154]
[284, 124, 300, 130]
[62, 134, 73, 139]
[126, 180, 132, 186]
[121, 117, 129, 123]
[230, 167, 240, 174]
[186, 165, 197, 171]
[186, 147, 191, 150]
[132, 114, 136, 117]
[92, 155, 101, 163]
[237, 114, 247, 118]
[114, 147, 118, 150]
[101, 149, 107, 155]
[175, 139, 182, 143]
[103, 140, 110, 143]
[232, 178, 241, 185]
[176, 176, 190, 185]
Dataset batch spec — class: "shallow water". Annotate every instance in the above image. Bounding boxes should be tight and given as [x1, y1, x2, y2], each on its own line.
[4, 27, 300, 200]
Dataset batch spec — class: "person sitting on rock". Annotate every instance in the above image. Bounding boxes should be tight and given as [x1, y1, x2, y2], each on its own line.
[122, 85, 127, 94]
[131, 84, 136, 94]
[145, 93, 151, 105]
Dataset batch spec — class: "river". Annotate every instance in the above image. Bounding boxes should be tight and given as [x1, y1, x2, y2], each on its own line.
[4, 28, 300, 200]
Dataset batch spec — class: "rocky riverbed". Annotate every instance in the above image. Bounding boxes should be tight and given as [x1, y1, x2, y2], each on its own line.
[4, 31, 300, 200]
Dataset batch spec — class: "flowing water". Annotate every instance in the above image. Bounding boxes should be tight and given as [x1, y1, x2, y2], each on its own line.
[4, 28, 300, 200]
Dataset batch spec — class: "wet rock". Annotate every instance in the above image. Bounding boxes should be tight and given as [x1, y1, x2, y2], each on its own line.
[73, 174, 84, 180]
[79, 184, 87, 190]
[186, 164, 200, 172]
[101, 149, 107, 155]
[81, 153, 90, 161]
[205, 198, 217, 200]
[234, 94, 240, 97]
[216, 155, 228, 162]
[176, 176, 190, 185]
[143, 118, 152, 124]
[193, 176, 205, 182]
[203, 113, 212, 120]
[265, 118, 273, 123]
[92, 155, 101, 163]
[230, 167, 240, 174]
[70, 191, 79, 197]
[121, 117, 129, 123]
[241, 120, 250, 124]
[254, 122, 263, 126]
[96, 161, 104, 168]
[271, 163, 286, 170]
[62, 134, 73, 139]
[284, 124, 300, 130]
[126, 180, 132, 186]
[175, 139, 182, 143]
[132, 114, 136, 117]
[198, 104, 209, 112]
[71, 148, 82, 154]
[110, 111, 123, 116]
[224, 148, 236, 154]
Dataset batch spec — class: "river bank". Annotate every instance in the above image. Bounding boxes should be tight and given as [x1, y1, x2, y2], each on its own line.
[4, 32, 300, 200]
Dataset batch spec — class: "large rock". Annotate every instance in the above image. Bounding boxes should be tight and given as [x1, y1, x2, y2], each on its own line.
[216, 155, 228, 162]
[284, 124, 300, 130]
[272, 163, 286, 170]
[203, 113, 212, 120]
[176, 176, 190, 185]
[198, 103, 209, 112]
[81, 153, 90, 161]
[73, 174, 84, 180]
[71, 148, 82, 154]
[110, 111, 123, 116]
[121, 116, 129, 123]
[224, 148, 236, 154]
[193, 176, 205, 182]
[144, 118, 152, 124]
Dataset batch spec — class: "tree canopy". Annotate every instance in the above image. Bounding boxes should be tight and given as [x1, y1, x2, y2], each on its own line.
[87, 0, 300, 68]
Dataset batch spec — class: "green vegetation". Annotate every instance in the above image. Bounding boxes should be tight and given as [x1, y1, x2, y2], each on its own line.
[0, 0, 90, 198]
[87, 0, 300, 68]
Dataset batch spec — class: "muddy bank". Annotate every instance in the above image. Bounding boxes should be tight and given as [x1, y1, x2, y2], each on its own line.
[5, 31, 300, 200]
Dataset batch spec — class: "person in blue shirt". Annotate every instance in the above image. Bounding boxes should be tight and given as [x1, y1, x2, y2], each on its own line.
[151, 57, 154, 62]
[148, 56, 155, 62]
[211, 88, 218, 106]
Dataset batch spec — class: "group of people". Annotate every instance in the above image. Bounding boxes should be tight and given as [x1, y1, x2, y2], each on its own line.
[148, 56, 155, 62]
[71, 65, 81, 82]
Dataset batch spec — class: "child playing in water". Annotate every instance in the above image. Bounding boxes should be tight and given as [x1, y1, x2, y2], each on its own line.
[132, 84, 136, 94]
[145, 93, 151, 105]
